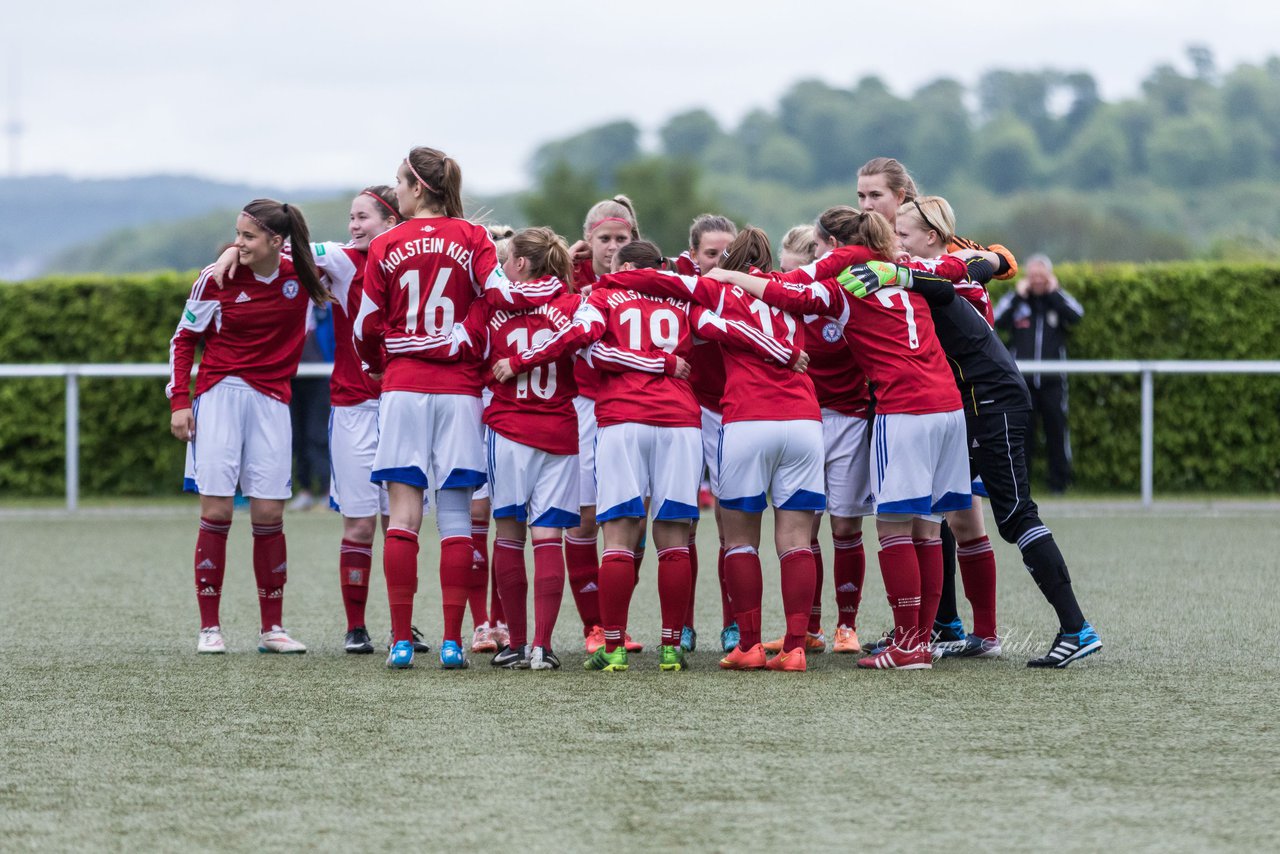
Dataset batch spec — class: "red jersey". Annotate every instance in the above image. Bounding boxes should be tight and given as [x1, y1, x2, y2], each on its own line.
[670, 252, 726, 412]
[569, 257, 603, 399]
[312, 241, 380, 406]
[355, 216, 499, 396]
[509, 285, 799, 429]
[955, 279, 995, 327]
[803, 313, 870, 417]
[764, 252, 969, 415]
[167, 260, 310, 411]
[599, 269, 818, 425]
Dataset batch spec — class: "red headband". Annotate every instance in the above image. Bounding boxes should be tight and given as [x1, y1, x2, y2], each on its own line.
[403, 158, 440, 195]
[240, 209, 276, 236]
[589, 216, 632, 232]
[361, 190, 399, 219]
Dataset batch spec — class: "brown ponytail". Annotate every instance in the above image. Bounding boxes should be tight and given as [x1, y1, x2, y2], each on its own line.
[816, 206, 897, 258]
[614, 240, 665, 270]
[509, 227, 573, 282]
[719, 226, 774, 274]
[241, 198, 329, 305]
[405, 146, 465, 219]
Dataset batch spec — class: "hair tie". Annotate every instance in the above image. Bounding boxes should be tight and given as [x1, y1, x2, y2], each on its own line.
[912, 199, 944, 238]
[589, 216, 631, 232]
[404, 158, 440, 195]
[282, 202, 289, 214]
[361, 190, 399, 219]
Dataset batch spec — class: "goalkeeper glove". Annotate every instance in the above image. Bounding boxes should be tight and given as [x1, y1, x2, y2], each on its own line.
[837, 261, 912, 297]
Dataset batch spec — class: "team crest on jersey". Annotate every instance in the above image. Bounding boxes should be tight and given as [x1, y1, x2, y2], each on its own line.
[822, 321, 841, 343]
[420, 224, 435, 233]
[281, 280, 300, 299]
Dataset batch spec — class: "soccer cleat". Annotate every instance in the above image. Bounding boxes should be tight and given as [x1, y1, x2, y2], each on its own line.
[197, 626, 226, 654]
[832, 625, 861, 654]
[529, 646, 561, 670]
[386, 640, 414, 669]
[584, 625, 606, 654]
[720, 622, 740, 653]
[659, 645, 689, 671]
[344, 626, 374, 654]
[856, 644, 932, 670]
[387, 626, 432, 653]
[439, 639, 469, 669]
[491, 643, 532, 669]
[765, 646, 807, 672]
[258, 626, 306, 654]
[623, 633, 644, 653]
[492, 621, 511, 649]
[471, 623, 498, 654]
[948, 634, 1003, 659]
[862, 629, 895, 656]
[930, 618, 968, 658]
[762, 631, 826, 653]
[719, 643, 767, 670]
[583, 646, 629, 672]
[1027, 622, 1102, 669]
[680, 625, 697, 653]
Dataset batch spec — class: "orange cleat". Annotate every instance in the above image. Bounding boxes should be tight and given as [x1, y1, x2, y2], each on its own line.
[719, 643, 767, 670]
[855, 644, 932, 670]
[584, 625, 606, 654]
[761, 635, 785, 653]
[765, 645, 808, 672]
[832, 625, 861, 654]
[623, 633, 644, 653]
[762, 631, 825, 654]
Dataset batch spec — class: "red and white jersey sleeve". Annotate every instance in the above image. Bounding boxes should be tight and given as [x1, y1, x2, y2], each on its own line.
[783, 245, 879, 285]
[483, 291, 581, 456]
[570, 257, 602, 399]
[167, 260, 310, 411]
[314, 242, 380, 406]
[356, 217, 498, 396]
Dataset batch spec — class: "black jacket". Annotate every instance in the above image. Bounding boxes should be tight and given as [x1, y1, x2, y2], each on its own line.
[993, 288, 1084, 388]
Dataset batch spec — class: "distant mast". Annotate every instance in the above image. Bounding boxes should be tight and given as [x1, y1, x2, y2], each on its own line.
[5, 52, 21, 176]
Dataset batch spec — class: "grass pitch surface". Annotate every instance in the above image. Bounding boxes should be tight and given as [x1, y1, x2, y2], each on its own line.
[1, 505, 1277, 851]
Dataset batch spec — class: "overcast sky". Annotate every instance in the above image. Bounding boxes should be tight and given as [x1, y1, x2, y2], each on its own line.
[5, 0, 1277, 193]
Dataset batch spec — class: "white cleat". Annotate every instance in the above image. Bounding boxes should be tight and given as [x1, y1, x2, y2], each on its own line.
[198, 626, 226, 654]
[258, 626, 307, 654]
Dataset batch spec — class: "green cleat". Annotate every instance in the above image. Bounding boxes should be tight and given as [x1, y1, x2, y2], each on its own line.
[659, 645, 688, 672]
[583, 646, 629, 672]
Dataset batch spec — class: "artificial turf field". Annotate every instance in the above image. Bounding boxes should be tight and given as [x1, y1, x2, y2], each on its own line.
[1, 504, 1277, 851]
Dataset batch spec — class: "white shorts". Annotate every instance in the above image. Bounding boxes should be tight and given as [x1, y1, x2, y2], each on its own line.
[574, 395, 597, 507]
[473, 390, 495, 501]
[700, 406, 723, 493]
[328, 401, 388, 517]
[487, 430, 580, 528]
[821, 409, 873, 518]
[717, 419, 826, 513]
[372, 392, 486, 491]
[871, 410, 972, 518]
[595, 423, 701, 523]
[184, 377, 291, 499]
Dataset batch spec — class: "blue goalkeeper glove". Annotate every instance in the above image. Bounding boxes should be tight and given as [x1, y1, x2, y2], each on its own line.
[836, 261, 912, 297]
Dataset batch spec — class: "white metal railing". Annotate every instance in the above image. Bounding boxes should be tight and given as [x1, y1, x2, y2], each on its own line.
[2, 361, 1279, 511]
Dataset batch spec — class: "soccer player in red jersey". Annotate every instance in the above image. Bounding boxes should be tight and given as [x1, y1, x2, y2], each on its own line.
[168, 199, 329, 655]
[497, 240, 803, 672]
[708, 207, 973, 670]
[603, 229, 823, 672]
[354, 146, 500, 670]
[674, 214, 739, 654]
[760, 225, 873, 656]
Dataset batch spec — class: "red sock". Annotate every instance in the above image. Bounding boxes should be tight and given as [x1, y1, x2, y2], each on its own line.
[780, 547, 817, 652]
[468, 521, 490, 627]
[807, 539, 824, 634]
[492, 538, 527, 648]
[877, 535, 921, 647]
[724, 547, 763, 649]
[915, 537, 943, 645]
[633, 549, 644, 591]
[251, 521, 286, 632]
[958, 536, 998, 639]
[532, 538, 564, 649]
[598, 549, 635, 652]
[717, 543, 733, 628]
[684, 532, 698, 629]
[657, 546, 692, 647]
[195, 517, 230, 629]
[384, 527, 419, 644]
[833, 534, 866, 630]
[565, 534, 601, 632]
[440, 535, 473, 645]
[339, 538, 373, 631]
[489, 564, 506, 625]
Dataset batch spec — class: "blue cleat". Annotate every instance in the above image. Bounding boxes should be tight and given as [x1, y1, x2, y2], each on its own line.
[719, 622, 739, 653]
[1027, 621, 1102, 668]
[681, 626, 697, 653]
[386, 640, 414, 669]
[440, 639, 469, 670]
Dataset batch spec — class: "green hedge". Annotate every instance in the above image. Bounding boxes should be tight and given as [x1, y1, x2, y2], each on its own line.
[1, 265, 1279, 496]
